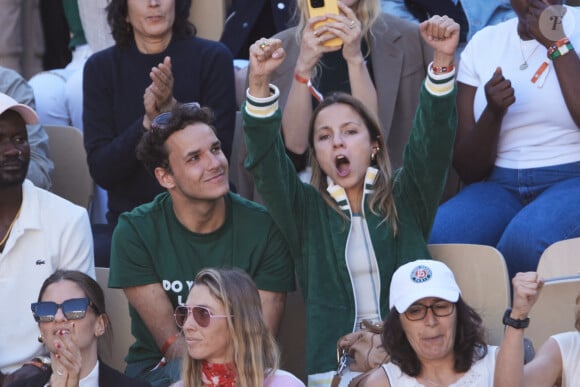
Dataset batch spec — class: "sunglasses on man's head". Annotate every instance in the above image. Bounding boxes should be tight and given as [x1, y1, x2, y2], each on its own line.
[151, 102, 201, 131]
[31, 298, 98, 322]
[174, 305, 232, 328]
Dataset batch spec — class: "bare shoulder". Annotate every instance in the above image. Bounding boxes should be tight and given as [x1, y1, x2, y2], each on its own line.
[522, 337, 564, 386]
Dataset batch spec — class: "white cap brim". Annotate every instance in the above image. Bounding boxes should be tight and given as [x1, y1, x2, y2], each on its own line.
[393, 287, 460, 314]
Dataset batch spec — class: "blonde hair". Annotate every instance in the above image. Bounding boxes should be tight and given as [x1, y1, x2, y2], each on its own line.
[295, 0, 381, 55]
[308, 92, 398, 234]
[180, 268, 280, 387]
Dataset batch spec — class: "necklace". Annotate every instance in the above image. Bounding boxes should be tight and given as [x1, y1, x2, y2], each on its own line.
[0, 206, 22, 247]
[519, 39, 541, 70]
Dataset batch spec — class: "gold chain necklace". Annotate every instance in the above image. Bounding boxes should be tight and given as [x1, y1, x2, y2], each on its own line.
[0, 206, 22, 247]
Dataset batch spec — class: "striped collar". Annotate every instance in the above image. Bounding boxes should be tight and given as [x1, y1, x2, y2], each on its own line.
[326, 167, 378, 212]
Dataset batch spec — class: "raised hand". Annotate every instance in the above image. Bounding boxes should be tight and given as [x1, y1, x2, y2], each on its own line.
[525, 0, 567, 47]
[149, 56, 175, 112]
[511, 272, 544, 319]
[48, 325, 82, 387]
[142, 56, 175, 129]
[419, 15, 460, 66]
[294, 15, 341, 79]
[321, 2, 362, 63]
[484, 67, 516, 115]
[248, 38, 286, 98]
[143, 86, 158, 130]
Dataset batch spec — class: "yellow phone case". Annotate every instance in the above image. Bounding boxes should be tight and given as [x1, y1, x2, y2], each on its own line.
[307, 0, 343, 47]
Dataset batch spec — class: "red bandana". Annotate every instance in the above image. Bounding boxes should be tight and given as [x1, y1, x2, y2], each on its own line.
[201, 361, 236, 387]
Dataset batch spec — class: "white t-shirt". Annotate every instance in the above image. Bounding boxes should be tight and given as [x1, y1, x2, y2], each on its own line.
[382, 346, 497, 387]
[346, 215, 382, 327]
[0, 180, 95, 374]
[458, 6, 580, 169]
[552, 331, 580, 387]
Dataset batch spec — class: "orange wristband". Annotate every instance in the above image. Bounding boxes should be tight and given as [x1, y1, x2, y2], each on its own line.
[161, 333, 179, 356]
[293, 72, 324, 102]
[294, 72, 309, 84]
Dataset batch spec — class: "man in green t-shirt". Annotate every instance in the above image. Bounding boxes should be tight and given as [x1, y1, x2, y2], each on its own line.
[108, 103, 294, 387]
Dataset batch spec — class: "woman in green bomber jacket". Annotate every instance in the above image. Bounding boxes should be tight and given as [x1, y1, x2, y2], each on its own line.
[242, 15, 460, 386]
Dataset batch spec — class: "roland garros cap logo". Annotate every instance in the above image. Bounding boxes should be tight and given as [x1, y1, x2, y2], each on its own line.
[538, 4, 576, 42]
[410, 265, 432, 283]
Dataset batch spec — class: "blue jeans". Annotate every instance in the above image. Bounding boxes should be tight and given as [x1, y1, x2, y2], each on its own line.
[430, 162, 580, 279]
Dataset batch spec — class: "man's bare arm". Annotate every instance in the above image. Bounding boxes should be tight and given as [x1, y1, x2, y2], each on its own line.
[258, 290, 287, 336]
[124, 283, 185, 361]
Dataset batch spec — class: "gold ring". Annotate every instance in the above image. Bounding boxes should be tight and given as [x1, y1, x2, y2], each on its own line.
[349, 20, 355, 29]
[259, 40, 270, 50]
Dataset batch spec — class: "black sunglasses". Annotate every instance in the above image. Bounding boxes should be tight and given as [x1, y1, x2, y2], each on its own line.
[151, 102, 201, 130]
[31, 298, 99, 322]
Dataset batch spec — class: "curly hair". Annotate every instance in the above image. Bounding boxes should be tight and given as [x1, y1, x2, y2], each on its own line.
[383, 297, 488, 377]
[107, 0, 196, 47]
[136, 103, 215, 175]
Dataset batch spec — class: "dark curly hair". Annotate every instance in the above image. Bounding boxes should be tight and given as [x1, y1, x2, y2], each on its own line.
[107, 0, 196, 47]
[383, 297, 488, 377]
[136, 103, 215, 175]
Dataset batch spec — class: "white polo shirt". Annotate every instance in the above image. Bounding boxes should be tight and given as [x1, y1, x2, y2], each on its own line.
[0, 180, 94, 374]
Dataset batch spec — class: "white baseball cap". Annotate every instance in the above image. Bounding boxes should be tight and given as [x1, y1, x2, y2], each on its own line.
[0, 92, 38, 125]
[389, 259, 461, 313]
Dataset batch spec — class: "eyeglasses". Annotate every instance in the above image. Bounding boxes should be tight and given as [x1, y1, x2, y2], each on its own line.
[31, 298, 99, 322]
[174, 305, 232, 328]
[404, 300, 455, 321]
[151, 102, 201, 130]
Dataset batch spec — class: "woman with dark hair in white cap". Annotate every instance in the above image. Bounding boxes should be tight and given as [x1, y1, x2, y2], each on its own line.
[360, 260, 494, 386]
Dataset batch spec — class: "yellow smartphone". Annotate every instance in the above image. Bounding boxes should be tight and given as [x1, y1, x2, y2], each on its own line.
[307, 0, 343, 47]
